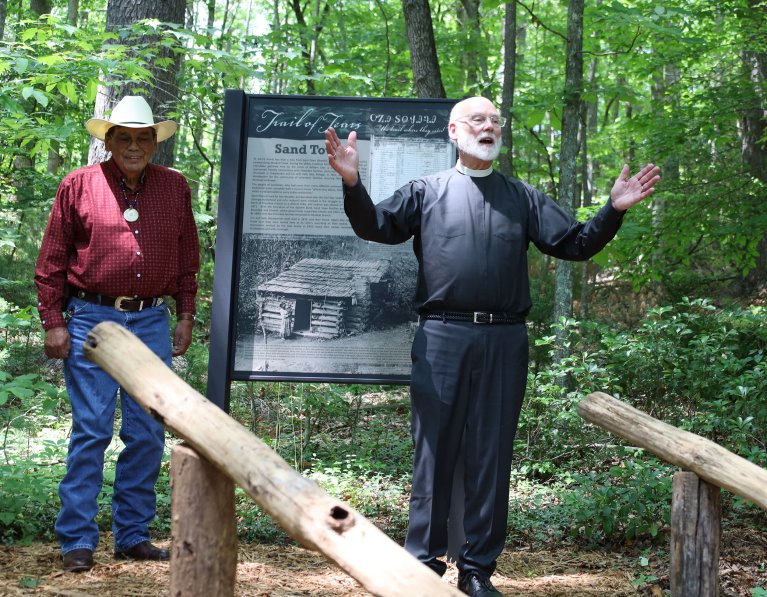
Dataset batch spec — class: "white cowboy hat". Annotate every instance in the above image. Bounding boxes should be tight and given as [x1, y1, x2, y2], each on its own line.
[86, 96, 178, 142]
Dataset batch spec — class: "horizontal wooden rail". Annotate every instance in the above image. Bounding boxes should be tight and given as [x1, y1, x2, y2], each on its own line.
[578, 392, 767, 511]
[83, 321, 461, 597]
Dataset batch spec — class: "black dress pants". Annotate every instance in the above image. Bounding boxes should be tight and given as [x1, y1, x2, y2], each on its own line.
[404, 318, 528, 577]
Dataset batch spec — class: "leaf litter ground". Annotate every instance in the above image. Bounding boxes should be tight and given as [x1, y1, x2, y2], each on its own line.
[1, 528, 764, 596]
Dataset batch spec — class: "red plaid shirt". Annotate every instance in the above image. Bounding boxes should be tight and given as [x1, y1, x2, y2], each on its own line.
[35, 158, 200, 330]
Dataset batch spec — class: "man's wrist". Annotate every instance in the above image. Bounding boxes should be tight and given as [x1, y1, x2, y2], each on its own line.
[177, 312, 195, 323]
[342, 172, 360, 187]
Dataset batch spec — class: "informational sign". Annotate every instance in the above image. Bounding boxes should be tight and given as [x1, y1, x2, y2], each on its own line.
[207, 91, 456, 408]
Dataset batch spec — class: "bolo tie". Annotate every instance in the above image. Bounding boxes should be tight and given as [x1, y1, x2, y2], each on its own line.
[120, 178, 141, 222]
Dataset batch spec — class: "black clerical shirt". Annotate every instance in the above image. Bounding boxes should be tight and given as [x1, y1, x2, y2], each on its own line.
[343, 168, 625, 317]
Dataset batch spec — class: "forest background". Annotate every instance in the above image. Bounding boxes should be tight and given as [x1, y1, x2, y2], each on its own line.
[0, 0, 766, 594]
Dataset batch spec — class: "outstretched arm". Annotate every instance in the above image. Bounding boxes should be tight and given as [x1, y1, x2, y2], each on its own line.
[610, 163, 661, 211]
[325, 127, 360, 187]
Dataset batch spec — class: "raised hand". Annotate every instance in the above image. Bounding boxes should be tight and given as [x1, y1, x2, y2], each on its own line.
[324, 127, 360, 186]
[610, 164, 661, 211]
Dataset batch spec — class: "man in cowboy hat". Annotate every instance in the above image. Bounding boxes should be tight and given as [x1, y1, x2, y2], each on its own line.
[35, 95, 200, 572]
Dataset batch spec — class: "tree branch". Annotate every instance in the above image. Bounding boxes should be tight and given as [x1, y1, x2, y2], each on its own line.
[515, 0, 566, 41]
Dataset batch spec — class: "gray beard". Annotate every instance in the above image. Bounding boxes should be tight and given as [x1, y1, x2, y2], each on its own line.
[455, 135, 501, 162]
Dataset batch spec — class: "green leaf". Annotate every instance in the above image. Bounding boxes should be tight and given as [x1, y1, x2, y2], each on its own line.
[14, 57, 30, 74]
[85, 78, 99, 103]
[57, 81, 77, 103]
[32, 90, 49, 107]
[38, 54, 66, 66]
[9, 387, 34, 399]
[524, 109, 546, 129]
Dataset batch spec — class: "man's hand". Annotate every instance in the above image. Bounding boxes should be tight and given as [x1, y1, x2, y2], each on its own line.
[44, 327, 71, 359]
[172, 319, 193, 356]
[325, 127, 360, 186]
[610, 164, 661, 211]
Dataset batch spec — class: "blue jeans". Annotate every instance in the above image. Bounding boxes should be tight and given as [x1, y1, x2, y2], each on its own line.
[56, 297, 170, 555]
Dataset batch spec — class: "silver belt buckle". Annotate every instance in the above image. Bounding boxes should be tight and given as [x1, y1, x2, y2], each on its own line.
[114, 296, 141, 311]
[473, 311, 492, 324]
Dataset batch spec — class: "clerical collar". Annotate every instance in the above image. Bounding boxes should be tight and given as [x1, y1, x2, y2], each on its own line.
[455, 161, 493, 177]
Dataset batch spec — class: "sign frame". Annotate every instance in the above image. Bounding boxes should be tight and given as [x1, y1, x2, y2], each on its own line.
[207, 90, 457, 409]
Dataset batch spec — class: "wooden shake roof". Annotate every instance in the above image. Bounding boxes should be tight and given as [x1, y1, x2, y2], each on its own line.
[258, 258, 389, 298]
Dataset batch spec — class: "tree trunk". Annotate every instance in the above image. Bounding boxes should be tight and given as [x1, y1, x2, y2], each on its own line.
[89, 0, 186, 167]
[578, 17, 598, 319]
[459, 0, 486, 94]
[650, 62, 678, 294]
[0, 0, 7, 40]
[401, 0, 446, 98]
[740, 42, 767, 181]
[499, 0, 517, 176]
[30, 0, 51, 15]
[740, 0, 767, 290]
[577, 103, 590, 319]
[30, 0, 63, 178]
[82, 322, 463, 597]
[289, 0, 315, 95]
[554, 0, 584, 356]
[67, 0, 78, 25]
[374, 0, 392, 96]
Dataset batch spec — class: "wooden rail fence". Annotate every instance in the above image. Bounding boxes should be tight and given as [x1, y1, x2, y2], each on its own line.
[83, 321, 461, 597]
[578, 392, 767, 597]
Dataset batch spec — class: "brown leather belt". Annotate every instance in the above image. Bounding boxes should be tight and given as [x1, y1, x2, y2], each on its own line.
[419, 310, 525, 325]
[69, 286, 164, 312]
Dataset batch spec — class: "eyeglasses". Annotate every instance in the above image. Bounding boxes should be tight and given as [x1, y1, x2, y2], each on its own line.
[457, 113, 506, 128]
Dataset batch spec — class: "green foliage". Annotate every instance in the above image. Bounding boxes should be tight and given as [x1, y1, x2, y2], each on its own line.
[307, 455, 409, 540]
[1, 0, 766, 558]
[516, 299, 766, 542]
[564, 455, 672, 543]
[0, 452, 63, 544]
[600, 299, 767, 452]
[1, 18, 140, 176]
[231, 382, 412, 476]
[1, 297, 767, 547]
[630, 547, 662, 589]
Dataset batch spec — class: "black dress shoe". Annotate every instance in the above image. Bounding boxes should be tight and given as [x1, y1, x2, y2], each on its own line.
[115, 541, 169, 561]
[458, 571, 503, 597]
[62, 548, 94, 572]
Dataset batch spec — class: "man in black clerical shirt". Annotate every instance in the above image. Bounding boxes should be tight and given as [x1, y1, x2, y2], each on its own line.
[324, 96, 660, 597]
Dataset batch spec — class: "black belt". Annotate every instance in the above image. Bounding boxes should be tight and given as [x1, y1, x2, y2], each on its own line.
[69, 286, 164, 312]
[419, 310, 525, 325]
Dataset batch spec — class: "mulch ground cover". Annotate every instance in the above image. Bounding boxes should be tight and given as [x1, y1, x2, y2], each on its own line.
[1, 528, 764, 596]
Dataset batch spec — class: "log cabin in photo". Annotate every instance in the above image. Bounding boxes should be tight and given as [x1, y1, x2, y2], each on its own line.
[256, 258, 391, 339]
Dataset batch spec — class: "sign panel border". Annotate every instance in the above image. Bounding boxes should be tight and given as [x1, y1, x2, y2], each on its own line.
[207, 91, 456, 408]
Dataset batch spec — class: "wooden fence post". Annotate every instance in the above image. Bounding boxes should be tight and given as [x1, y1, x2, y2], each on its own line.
[170, 444, 237, 597]
[670, 471, 720, 597]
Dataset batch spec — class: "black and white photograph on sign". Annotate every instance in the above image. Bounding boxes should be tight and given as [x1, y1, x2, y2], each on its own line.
[231, 96, 456, 382]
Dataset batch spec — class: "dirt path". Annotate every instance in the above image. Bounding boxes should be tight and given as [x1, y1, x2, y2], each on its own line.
[1, 529, 764, 596]
[0, 541, 636, 596]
